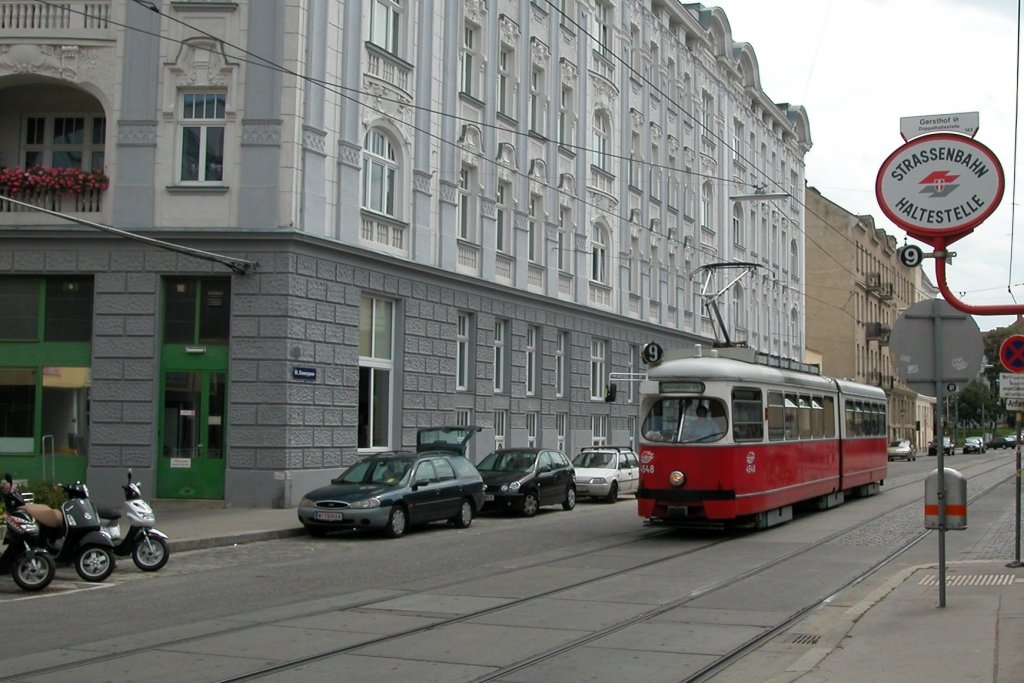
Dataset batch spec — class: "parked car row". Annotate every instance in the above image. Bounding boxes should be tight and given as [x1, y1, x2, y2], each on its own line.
[296, 427, 640, 539]
[988, 435, 1022, 449]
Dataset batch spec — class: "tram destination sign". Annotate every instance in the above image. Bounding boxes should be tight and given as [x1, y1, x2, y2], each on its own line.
[876, 132, 1004, 244]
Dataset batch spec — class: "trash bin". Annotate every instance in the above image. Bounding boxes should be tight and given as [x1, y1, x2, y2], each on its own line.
[924, 467, 967, 530]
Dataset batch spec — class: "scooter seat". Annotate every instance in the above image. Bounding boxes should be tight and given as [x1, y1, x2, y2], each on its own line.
[97, 508, 121, 521]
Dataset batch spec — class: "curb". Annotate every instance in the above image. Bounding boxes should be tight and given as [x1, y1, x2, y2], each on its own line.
[167, 527, 306, 553]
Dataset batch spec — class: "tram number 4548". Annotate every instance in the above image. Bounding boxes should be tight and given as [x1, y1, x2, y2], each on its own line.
[641, 464, 655, 474]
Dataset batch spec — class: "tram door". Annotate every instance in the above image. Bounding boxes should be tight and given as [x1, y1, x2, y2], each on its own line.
[157, 370, 226, 499]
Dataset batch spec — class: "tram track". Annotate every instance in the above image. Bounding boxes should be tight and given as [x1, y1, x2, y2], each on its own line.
[3, 457, 1013, 683]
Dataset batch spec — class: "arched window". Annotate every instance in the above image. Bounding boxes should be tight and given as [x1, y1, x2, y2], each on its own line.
[790, 239, 799, 275]
[732, 284, 746, 330]
[700, 181, 713, 231]
[591, 224, 608, 283]
[732, 202, 744, 245]
[591, 111, 610, 172]
[362, 128, 398, 217]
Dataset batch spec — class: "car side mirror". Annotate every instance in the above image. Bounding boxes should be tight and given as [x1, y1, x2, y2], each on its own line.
[415, 476, 431, 488]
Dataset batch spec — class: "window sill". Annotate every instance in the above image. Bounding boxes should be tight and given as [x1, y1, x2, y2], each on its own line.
[166, 185, 230, 195]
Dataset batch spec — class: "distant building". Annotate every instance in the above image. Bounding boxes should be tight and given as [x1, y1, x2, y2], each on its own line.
[804, 186, 935, 450]
[0, 1, 808, 506]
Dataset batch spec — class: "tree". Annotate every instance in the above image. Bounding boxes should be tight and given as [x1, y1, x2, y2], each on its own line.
[955, 379, 1003, 433]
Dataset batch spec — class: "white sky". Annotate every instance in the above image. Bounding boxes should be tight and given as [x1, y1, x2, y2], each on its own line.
[711, 0, 1022, 332]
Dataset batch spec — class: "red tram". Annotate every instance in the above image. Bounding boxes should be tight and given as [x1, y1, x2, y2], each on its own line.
[636, 344, 887, 529]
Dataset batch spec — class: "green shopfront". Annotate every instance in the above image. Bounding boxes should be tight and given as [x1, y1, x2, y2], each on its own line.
[0, 274, 229, 500]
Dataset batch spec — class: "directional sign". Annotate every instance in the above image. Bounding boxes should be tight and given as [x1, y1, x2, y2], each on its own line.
[876, 133, 1004, 245]
[1001, 373, 1024, 399]
[1000, 335, 1024, 373]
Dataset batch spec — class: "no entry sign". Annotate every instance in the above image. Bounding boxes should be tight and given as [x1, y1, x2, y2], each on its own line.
[876, 132, 1004, 245]
[1001, 335, 1024, 373]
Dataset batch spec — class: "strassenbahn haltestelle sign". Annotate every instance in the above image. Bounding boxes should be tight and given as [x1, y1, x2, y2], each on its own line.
[875, 132, 1004, 244]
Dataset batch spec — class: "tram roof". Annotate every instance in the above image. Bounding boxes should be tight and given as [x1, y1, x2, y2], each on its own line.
[644, 346, 883, 398]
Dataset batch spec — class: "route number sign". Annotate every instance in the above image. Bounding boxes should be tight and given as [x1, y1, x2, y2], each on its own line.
[898, 245, 924, 268]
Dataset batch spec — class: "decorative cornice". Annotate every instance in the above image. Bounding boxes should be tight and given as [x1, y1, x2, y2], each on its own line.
[302, 127, 326, 155]
[117, 121, 158, 146]
[241, 119, 282, 146]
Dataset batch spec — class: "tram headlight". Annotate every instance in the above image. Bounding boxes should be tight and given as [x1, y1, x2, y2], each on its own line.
[668, 470, 686, 487]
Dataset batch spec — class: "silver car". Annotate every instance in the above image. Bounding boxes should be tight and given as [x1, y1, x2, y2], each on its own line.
[570, 446, 640, 503]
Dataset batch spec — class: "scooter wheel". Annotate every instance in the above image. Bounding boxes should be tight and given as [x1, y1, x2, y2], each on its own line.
[12, 552, 56, 591]
[132, 536, 169, 572]
[75, 545, 115, 582]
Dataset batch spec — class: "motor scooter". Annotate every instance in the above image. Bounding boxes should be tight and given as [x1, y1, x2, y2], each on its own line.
[98, 470, 169, 572]
[19, 479, 116, 582]
[0, 474, 56, 591]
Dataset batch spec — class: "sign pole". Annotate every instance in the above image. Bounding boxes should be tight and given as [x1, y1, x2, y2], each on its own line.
[933, 304, 947, 607]
[1012, 410, 1023, 568]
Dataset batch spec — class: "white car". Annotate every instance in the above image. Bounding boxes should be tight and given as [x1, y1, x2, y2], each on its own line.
[570, 447, 640, 503]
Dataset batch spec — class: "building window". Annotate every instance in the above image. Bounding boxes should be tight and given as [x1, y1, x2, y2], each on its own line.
[591, 224, 608, 283]
[732, 203, 744, 246]
[498, 46, 515, 117]
[592, 2, 610, 56]
[592, 414, 608, 446]
[529, 65, 545, 134]
[700, 181, 713, 232]
[362, 128, 397, 217]
[790, 239, 799, 276]
[368, 0, 401, 56]
[558, 84, 574, 147]
[359, 297, 394, 450]
[732, 285, 746, 330]
[461, 21, 480, 97]
[494, 410, 507, 449]
[591, 111, 610, 172]
[22, 114, 105, 171]
[732, 120, 744, 162]
[458, 165, 478, 242]
[164, 277, 231, 345]
[554, 331, 567, 397]
[493, 319, 506, 393]
[590, 338, 606, 400]
[456, 312, 470, 391]
[557, 206, 571, 272]
[179, 92, 225, 183]
[629, 131, 641, 188]
[455, 409, 472, 427]
[526, 325, 538, 396]
[496, 180, 512, 254]
[528, 193, 542, 263]
[526, 412, 538, 448]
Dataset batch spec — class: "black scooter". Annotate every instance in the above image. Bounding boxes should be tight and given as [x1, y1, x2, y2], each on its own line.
[21, 480, 116, 582]
[1, 474, 57, 591]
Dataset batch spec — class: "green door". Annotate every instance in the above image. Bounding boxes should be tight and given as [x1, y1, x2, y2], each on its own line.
[157, 370, 227, 499]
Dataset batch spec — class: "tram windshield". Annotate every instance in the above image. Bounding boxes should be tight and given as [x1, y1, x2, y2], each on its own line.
[642, 397, 728, 443]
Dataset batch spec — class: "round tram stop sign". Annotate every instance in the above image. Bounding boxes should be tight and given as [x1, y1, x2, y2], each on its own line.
[876, 132, 1004, 246]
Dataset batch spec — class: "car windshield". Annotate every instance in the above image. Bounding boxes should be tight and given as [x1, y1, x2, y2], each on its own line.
[573, 451, 614, 468]
[889, 441, 904, 448]
[334, 457, 414, 486]
[642, 397, 728, 443]
[477, 450, 537, 473]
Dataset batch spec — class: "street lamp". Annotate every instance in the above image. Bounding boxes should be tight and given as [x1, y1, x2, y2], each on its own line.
[729, 185, 789, 201]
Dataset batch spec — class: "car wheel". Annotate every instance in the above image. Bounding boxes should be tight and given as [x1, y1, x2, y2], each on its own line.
[604, 481, 618, 504]
[562, 485, 576, 511]
[451, 499, 473, 529]
[384, 505, 408, 538]
[521, 492, 540, 517]
[304, 525, 327, 538]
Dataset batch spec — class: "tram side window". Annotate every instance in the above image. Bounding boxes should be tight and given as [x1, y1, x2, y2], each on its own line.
[811, 397, 824, 438]
[784, 393, 798, 440]
[731, 388, 763, 442]
[822, 396, 836, 437]
[767, 392, 784, 441]
[798, 395, 812, 438]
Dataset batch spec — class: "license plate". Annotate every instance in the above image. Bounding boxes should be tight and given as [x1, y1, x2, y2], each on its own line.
[314, 511, 344, 521]
[484, 494, 494, 502]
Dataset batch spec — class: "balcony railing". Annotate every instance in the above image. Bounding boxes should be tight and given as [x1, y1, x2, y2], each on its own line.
[0, 0, 113, 39]
[0, 189, 103, 214]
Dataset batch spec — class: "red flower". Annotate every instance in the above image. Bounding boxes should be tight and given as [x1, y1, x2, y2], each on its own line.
[0, 166, 109, 195]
